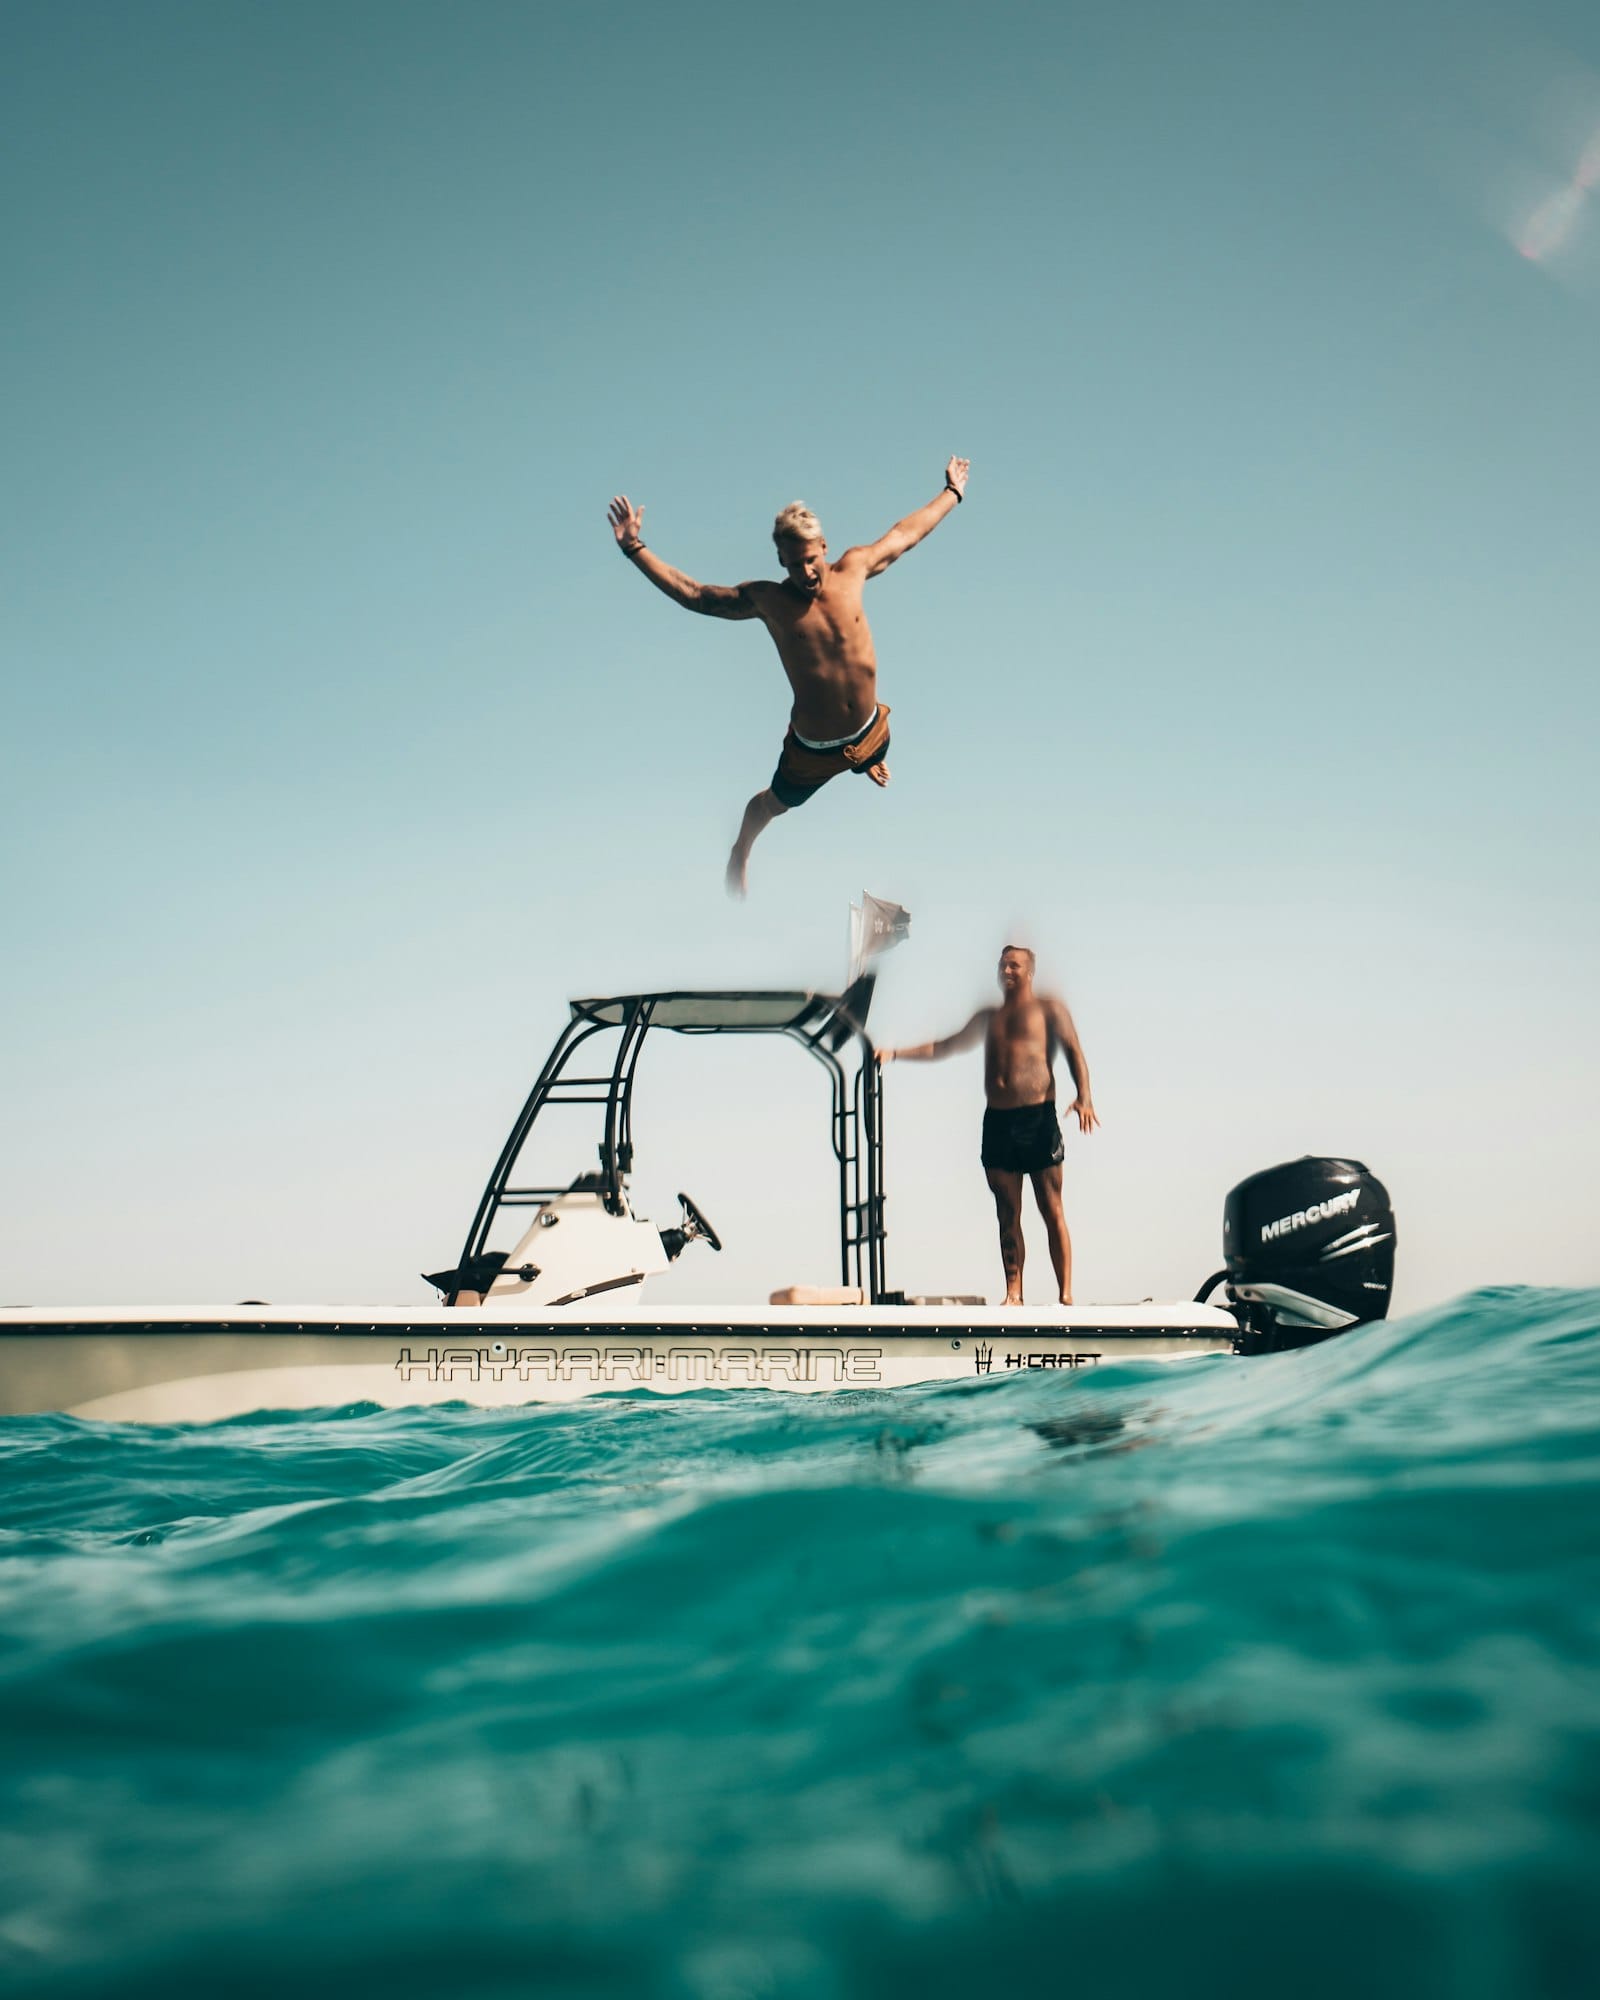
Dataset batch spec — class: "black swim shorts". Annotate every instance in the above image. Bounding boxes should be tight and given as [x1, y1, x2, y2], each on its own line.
[981, 1101, 1066, 1174]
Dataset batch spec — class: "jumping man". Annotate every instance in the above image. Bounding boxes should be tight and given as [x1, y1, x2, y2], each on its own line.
[880, 946, 1099, 1305]
[606, 457, 970, 895]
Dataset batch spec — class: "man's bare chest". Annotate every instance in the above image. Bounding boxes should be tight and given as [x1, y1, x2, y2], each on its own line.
[767, 587, 870, 653]
[988, 1008, 1052, 1065]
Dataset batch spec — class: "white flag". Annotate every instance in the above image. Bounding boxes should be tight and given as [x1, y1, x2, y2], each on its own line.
[848, 892, 911, 984]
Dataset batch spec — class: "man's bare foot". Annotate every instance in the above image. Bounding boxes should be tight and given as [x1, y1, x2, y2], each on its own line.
[1002, 1291, 1024, 1306]
[725, 848, 749, 900]
[1059, 1295, 1073, 1307]
[867, 761, 891, 788]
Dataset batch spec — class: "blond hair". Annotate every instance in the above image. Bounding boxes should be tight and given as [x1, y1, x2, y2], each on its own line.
[772, 501, 824, 546]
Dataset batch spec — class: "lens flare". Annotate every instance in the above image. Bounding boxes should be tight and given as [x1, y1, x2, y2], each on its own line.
[1517, 124, 1600, 261]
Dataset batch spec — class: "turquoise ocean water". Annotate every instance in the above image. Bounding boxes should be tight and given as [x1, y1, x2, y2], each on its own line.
[2, 1288, 1598, 1998]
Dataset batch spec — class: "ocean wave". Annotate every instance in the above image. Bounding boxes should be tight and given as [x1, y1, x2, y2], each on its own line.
[2, 1289, 1598, 1996]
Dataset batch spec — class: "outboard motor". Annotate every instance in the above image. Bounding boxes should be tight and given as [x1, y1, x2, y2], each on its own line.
[1223, 1156, 1395, 1352]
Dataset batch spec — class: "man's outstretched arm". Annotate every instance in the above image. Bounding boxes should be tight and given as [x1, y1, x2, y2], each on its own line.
[607, 495, 765, 620]
[853, 457, 970, 578]
[879, 1008, 988, 1064]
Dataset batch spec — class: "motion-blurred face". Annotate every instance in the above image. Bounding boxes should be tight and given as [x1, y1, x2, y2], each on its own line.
[776, 534, 827, 596]
[998, 949, 1033, 995]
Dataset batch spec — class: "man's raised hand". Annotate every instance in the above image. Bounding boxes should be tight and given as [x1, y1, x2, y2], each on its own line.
[608, 495, 645, 548]
[944, 456, 971, 501]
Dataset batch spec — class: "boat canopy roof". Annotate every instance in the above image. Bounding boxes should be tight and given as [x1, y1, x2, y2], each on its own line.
[569, 991, 839, 1034]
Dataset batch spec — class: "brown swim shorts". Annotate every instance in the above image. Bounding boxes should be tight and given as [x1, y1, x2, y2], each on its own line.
[771, 703, 891, 810]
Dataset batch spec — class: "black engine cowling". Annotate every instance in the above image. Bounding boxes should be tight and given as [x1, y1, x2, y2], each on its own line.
[1224, 1156, 1395, 1351]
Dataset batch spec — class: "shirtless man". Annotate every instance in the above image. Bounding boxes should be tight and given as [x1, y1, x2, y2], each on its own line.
[880, 946, 1099, 1305]
[606, 456, 970, 895]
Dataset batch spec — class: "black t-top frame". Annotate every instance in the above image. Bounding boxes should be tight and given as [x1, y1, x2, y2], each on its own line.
[452, 980, 888, 1303]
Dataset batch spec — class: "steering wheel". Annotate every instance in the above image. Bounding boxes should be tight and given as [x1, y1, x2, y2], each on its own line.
[677, 1191, 723, 1253]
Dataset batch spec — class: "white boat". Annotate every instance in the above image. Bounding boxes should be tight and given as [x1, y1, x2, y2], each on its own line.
[0, 986, 1395, 1424]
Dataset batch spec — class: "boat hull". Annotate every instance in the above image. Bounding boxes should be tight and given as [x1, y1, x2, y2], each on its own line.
[0, 1304, 1240, 1423]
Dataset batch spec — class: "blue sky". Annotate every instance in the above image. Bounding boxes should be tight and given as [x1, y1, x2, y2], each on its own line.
[3, 0, 1596, 1312]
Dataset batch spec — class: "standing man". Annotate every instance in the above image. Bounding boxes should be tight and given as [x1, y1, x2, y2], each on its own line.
[880, 946, 1099, 1306]
[606, 457, 971, 895]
